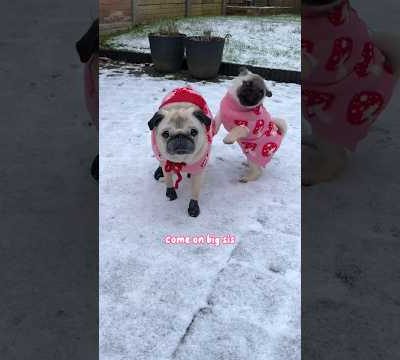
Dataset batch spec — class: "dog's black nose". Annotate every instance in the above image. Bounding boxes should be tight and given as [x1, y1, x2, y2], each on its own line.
[167, 134, 195, 155]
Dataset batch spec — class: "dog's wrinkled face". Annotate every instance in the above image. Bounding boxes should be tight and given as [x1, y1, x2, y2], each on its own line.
[229, 67, 272, 107]
[148, 107, 211, 163]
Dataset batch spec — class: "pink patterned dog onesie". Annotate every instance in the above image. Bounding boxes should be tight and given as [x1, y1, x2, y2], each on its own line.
[302, 0, 396, 151]
[218, 92, 284, 167]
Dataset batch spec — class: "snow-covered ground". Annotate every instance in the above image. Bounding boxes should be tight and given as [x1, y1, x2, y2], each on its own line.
[99, 61, 301, 360]
[104, 16, 300, 71]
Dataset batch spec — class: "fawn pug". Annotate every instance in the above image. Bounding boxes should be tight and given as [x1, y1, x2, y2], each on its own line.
[148, 87, 215, 217]
[215, 67, 287, 182]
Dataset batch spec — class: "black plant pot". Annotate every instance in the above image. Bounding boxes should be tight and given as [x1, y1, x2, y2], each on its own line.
[185, 36, 225, 79]
[148, 33, 186, 73]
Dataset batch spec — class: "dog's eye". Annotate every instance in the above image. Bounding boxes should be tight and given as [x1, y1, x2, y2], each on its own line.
[161, 130, 169, 139]
[190, 129, 198, 137]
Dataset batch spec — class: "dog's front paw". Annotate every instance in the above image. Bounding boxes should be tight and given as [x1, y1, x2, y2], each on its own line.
[239, 167, 262, 183]
[301, 143, 348, 186]
[166, 187, 177, 201]
[188, 199, 200, 217]
[154, 166, 164, 181]
[223, 134, 235, 144]
[239, 176, 249, 183]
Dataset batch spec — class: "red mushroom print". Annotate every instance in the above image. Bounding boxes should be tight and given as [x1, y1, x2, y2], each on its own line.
[242, 142, 257, 153]
[302, 40, 314, 54]
[262, 142, 278, 157]
[302, 90, 335, 121]
[354, 42, 375, 78]
[327, 0, 349, 26]
[325, 37, 353, 75]
[234, 119, 248, 127]
[253, 119, 265, 136]
[264, 121, 279, 137]
[347, 91, 384, 125]
[252, 105, 262, 115]
[302, 39, 318, 70]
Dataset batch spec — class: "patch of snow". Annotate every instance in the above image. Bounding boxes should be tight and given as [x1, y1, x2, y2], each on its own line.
[99, 62, 301, 360]
[106, 16, 300, 71]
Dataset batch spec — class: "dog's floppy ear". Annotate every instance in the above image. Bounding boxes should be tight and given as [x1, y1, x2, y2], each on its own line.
[148, 111, 164, 130]
[193, 110, 211, 128]
[239, 66, 249, 76]
[76, 19, 99, 63]
[265, 88, 272, 97]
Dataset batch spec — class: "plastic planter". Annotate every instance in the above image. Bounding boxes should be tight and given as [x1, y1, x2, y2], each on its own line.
[148, 33, 186, 73]
[185, 36, 225, 79]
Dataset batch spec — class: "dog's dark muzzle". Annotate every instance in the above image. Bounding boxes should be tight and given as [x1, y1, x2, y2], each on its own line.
[167, 134, 195, 155]
[238, 81, 265, 107]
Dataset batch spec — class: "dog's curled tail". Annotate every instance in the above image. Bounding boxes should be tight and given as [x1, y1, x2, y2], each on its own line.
[273, 118, 288, 136]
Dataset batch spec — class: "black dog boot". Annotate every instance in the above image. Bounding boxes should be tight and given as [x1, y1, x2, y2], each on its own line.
[188, 199, 200, 217]
[154, 166, 164, 181]
[166, 187, 177, 201]
[91, 154, 99, 182]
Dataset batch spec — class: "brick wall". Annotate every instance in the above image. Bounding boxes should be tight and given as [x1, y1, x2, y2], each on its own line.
[100, 0, 223, 31]
[268, 0, 300, 7]
[100, 0, 132, 30]
[134, 0, 186, 24]
[187, 0, 223, 17]
[230, 0, 300, 7]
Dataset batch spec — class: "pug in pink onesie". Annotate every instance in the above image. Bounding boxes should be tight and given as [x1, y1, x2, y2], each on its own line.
[216, 68, 287, 182]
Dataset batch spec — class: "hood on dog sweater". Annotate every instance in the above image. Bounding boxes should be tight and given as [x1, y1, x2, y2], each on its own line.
[151, 87, 215, 188]
[302, 0, 396, 150]
[219, 92, 284, 168]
